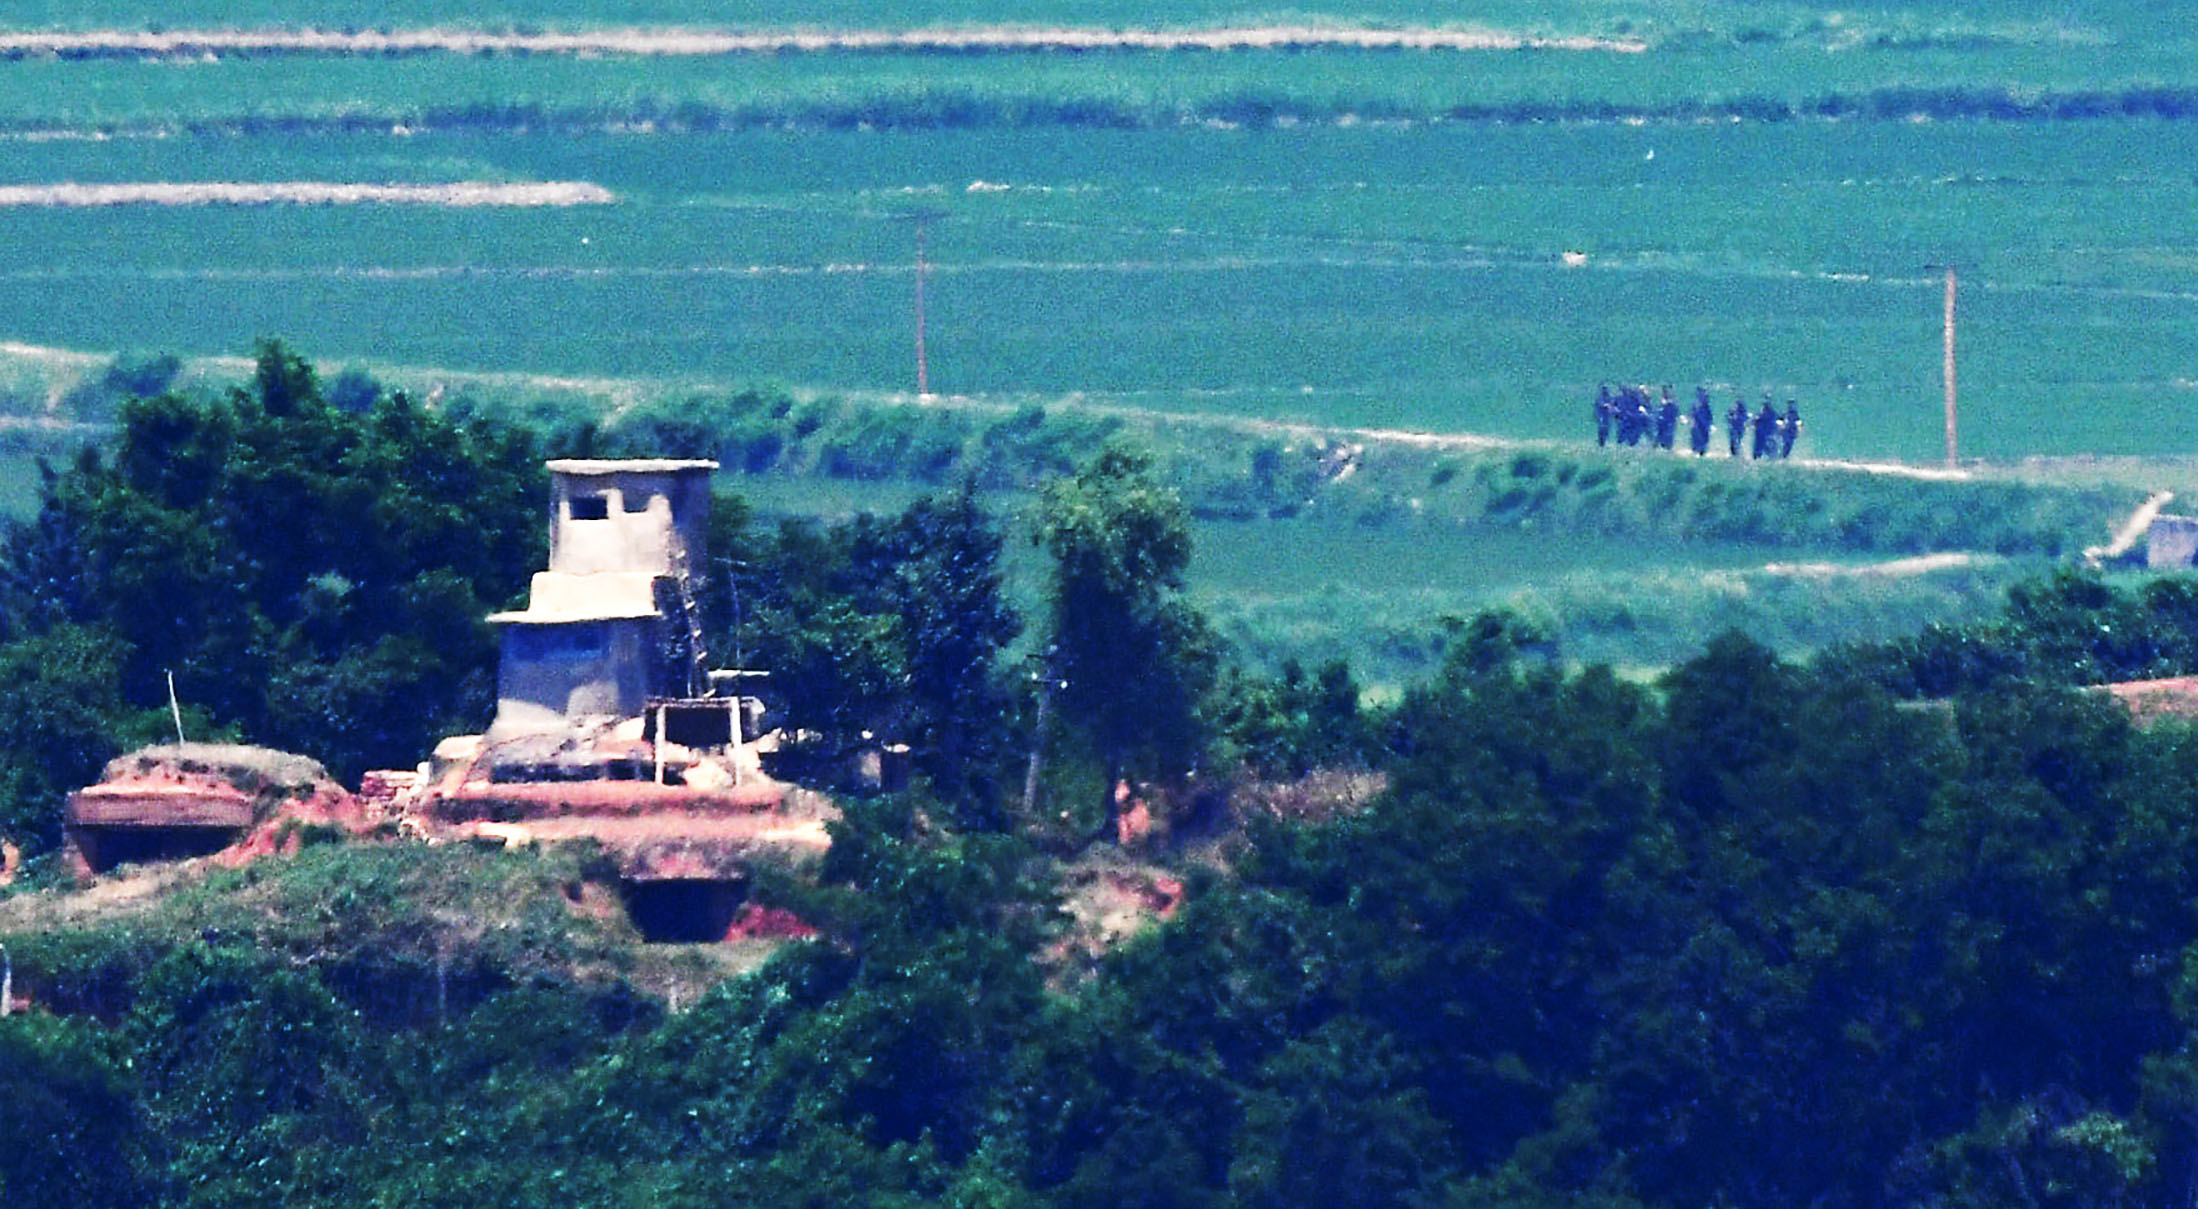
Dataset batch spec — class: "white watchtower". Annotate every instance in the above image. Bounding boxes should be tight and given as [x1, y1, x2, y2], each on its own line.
[486, 459, 718, 737]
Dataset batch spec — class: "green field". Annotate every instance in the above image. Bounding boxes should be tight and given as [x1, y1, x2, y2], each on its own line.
[0, 0, 2192, 674]
[0, 1, 2190, 462]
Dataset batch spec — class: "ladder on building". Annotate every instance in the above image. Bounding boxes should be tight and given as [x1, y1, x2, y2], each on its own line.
[668, 546, 709, 698]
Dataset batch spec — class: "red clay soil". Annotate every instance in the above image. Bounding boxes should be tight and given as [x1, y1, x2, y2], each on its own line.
[724, 902, 818, 941]
[68, 779, 258, 828]
[2098, 677, 2198, 724]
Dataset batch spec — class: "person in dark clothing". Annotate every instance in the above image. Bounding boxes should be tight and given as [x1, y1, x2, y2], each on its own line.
[1751, 396, 1780, 459]
[1726, 395, 1748, 458]
[1630, 387, 1653, 447]
[1595, 383, 1614, 446]
[1689, 386, 1714, 456]
[1655, 386, 1679, 450]
[1779, 400, 1802, 458]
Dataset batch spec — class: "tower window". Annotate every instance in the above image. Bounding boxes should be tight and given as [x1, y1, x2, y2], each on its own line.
[509, 624, 607, 662]
[569, 494, 610, 520]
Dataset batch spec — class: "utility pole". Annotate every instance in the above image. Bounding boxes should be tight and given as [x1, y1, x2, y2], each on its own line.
[1942, 264, 1959, 469]
[914, 215, 931, 398]
[897, 207, 945, 399]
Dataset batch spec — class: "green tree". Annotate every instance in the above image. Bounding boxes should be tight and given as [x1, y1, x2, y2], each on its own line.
[719, 486, 1020, 816]
[0, 624, 177, 852]
[1036, 443, 1217, 833]
[853, 484, 1022, 822]
[0, 1014, 154, 1206]
[0, 340, 544, 792]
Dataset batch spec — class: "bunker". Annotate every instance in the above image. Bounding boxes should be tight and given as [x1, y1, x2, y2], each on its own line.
[403, 456, 831, 944]
[64, 744, 363, 877]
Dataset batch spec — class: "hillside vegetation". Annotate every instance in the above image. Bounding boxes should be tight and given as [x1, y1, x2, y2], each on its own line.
[5, 345, 2198, 1205]
[13, 594, 2198, 1206]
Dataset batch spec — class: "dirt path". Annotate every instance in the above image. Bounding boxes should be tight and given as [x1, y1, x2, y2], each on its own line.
[0, 182, 614, 208]
[1758, 552, 1988, 579]
[2085, 489, 2174, 563]
[0, 26, 1647, 59]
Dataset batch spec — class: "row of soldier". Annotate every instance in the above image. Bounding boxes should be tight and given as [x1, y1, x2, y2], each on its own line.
[1595, 384, 1802, 459]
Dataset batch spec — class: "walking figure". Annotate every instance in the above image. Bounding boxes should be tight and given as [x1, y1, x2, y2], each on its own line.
[1595, 384, 1614, 447]
[1726, 395, 1748, 458]
[1655, 386, 1679, 450]
[1779, 400, 1802, 458]
[1751, 396, 1779, 459]
[1689, 387, 1713, 456]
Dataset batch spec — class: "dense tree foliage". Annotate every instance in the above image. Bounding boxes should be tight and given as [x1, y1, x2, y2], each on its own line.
[15, 352, 2198, 1206]
[13, 600, 2198, 1206]
[0, 341, 546, 850]
[1036, 443, 1219, 826]
[718, 481, 1023, 822]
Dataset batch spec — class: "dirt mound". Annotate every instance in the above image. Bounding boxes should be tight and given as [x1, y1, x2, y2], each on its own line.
[66, 743, 370, 878]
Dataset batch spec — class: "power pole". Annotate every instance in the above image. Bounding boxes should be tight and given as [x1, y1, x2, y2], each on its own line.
[914, 216, 932, 398]
[897, 207, 945, 399]
[1943, 265, 1958, 468]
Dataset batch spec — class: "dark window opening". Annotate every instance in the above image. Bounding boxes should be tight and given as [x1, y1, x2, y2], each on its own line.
[508, 624, 607, 662]
[569, 494, 610, 521]
[74, 825, 242, 874]
[623, 490, 657, 514]
[644, 701, 738, 747]
[621, 878, 746, 943]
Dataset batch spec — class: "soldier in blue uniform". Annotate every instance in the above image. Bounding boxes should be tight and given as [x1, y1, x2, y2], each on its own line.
[1779, 400, 1802, 458]
[1726, 395, 1748, 457]
[1595, 383, 1614, 447]
[1654, 386, 1679, 450]
[1751, 395, 1780, 459]
[1689, 386, 1713, 456]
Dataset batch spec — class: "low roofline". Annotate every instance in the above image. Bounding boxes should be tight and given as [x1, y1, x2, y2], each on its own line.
[546, 458, 719, 475]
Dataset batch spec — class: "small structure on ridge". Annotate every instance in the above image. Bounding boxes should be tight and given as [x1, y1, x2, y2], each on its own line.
[63, 743, 368, 877]
[398, 457, 830, 942]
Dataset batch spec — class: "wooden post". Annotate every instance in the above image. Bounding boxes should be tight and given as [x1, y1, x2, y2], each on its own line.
[1943, 265, 1958, 469]
[728, 698, 744, 788]
[167, 670, 186, 745]
[914, 219, 931, 398]
[654, 704, 668, 785]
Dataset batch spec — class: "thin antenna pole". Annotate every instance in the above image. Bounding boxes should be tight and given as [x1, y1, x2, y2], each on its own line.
[914, 218, 931, 397]
[166, 670, 186, 745]
[1943, 265, 1958, 468]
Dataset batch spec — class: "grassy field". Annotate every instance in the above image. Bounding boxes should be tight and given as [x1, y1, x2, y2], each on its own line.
[0, 1, 2187, 464]
[0, 118, 2189, 463]
[0, 0, 2191, 676]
